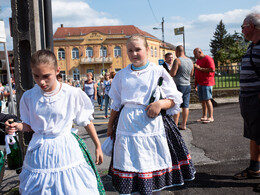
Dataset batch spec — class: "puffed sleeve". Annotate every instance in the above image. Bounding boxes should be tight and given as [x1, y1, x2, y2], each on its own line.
[19, 92, 31, 125]
[108, 72, 122, 111]
[161, 68, 183, 115]
[73, 88, 94, 126]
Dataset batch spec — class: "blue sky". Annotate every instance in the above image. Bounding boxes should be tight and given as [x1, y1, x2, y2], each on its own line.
[1, 0, 260, 57]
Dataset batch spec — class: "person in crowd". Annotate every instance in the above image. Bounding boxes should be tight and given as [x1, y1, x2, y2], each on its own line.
[109, 71, 116, 109]
[4, 77, 16, 115]
[75, 80, 81, 88]
[110, 71, 116, 80]
[98, 76, 104, 111]
[103, 72, 111, 118]
[67, 79, 73, 86]
[83, 72, 97, 109]
[107, 34, 195, 195]
[193, 48, 215, 124]
[0, 82, 4, 113]
[232, 12, 260, 193]
[56, 73, 63, 82]
[96, 78, 101, 106]
[170, 45, 194, 130]
[5, 49, 104, 194]
[162, 52, 174, 73]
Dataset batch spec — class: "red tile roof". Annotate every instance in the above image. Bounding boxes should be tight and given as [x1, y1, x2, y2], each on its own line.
[53, 25, 157, 39]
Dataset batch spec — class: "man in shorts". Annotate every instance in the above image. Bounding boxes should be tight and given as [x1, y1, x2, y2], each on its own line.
[193, 48, 215, 124]
[170, 45, 194, 130]
[232, 12, 260, 192]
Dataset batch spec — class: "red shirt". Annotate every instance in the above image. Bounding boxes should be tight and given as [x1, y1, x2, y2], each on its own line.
[195, 55, 215, 86]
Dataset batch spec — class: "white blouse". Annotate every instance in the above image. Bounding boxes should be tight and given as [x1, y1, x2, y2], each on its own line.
[109, 62, 183, 115]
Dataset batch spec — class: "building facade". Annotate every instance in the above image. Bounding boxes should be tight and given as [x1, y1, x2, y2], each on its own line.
[53, 25, 175, 81]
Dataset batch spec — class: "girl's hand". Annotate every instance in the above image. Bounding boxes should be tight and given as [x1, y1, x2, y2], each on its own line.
[146, 101, 162, 118]
[5, 121, 20, 135]
[95, 147, 103, 165]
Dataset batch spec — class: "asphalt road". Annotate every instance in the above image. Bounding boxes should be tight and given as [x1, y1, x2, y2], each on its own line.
[1, 100, 260, 194]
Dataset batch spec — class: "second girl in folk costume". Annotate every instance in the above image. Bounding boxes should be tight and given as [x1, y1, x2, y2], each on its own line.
[107, 34, 195, 195]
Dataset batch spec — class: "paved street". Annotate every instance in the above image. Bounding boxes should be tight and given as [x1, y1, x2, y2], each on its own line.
[1, 97, 260, 194]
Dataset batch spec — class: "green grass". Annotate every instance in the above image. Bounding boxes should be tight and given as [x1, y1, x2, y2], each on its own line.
[214, 75, 240, 89]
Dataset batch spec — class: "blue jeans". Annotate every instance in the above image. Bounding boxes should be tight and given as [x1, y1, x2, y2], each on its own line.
[104, 94, 110, 116]
[100, 95, 104, 110]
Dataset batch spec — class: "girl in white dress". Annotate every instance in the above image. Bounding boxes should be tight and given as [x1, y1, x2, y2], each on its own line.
[5, 50, 105, 195]
[107, 34, 195, 195]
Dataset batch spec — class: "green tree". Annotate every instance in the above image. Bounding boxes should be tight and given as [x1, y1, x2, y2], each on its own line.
[210, 20, 227, 66]
[210, 20, 249, 67]
[217, 32, 248, 65]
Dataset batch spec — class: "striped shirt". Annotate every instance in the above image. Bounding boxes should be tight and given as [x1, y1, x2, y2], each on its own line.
[240, 40, 260, 97]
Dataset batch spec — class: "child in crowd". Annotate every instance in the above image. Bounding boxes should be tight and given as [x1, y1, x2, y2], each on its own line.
[5, 50, 104, 195]
[107, 34, 195, 194]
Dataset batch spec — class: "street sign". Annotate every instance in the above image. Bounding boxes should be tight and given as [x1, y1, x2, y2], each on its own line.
[174, 26, 184, 35]
[158, 59, 164, 65]
[0, 21, 6, 43]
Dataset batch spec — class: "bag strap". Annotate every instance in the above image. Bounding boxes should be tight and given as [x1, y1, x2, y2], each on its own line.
[249, 44, 260, 78]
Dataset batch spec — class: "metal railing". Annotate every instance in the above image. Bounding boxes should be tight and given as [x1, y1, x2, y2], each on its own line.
[214, 64, 240, 89]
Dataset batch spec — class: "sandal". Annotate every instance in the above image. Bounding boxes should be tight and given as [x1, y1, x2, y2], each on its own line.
[196, 118, 208, 122]
[233, 168, 260, 180]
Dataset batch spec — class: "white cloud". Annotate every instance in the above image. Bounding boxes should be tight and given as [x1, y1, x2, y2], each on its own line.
[52, 0, 121, 31]
[198, 9, 249, 24]
[198, 4, 260, 24]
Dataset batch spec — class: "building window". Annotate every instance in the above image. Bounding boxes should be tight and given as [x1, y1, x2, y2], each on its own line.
[100, 46, 107, 57]
[154, 47, 157, 57]
[86, 47, 93, 58]
[72, 48, 79, 59]
[114, 46, 121, 57]
[73, 68, 80, 81]
[115, 68, 121, 72]
[151, 47, 153, 57]
[58, 48, 65, 60]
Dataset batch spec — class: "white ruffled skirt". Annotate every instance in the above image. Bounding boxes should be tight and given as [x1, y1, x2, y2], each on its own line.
[19, 132, 99, 195]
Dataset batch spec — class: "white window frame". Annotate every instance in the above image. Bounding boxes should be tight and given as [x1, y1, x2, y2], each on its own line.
[100, 47, 107, 57]
[72, 48, 79, 59]
[114, 46, 121, 57]
[86, 47, 93, 58]
[58, 48, 65, 60]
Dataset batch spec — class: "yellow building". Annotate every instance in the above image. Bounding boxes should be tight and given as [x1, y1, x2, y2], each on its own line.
[53, 24, 175, 81]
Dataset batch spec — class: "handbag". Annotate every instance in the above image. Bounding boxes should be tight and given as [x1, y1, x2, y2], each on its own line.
[101, 137, 113, 157]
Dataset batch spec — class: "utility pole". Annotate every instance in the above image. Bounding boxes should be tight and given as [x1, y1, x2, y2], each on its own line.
[153, 17, 165, 43]
[10, 0, 54, 153]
